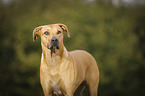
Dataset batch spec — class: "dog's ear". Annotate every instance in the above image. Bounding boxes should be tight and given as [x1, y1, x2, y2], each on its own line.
[59, 24, 70, 38]
[33, 26, 42, 42]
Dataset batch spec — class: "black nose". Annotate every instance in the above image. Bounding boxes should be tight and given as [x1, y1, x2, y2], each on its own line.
[51, 37, 58, 43]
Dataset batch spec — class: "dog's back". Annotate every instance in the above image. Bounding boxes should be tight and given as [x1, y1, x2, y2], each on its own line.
[69, 50, 96, 69]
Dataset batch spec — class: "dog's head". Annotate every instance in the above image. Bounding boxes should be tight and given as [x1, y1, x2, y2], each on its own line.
[33, 24, 70, 50]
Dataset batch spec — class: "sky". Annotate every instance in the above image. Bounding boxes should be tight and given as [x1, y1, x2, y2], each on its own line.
[112, 0, 145, 6]
[1, 0, 145, 6]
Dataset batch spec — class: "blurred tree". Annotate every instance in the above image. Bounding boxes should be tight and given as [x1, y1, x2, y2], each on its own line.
[0, 0, 145, 96]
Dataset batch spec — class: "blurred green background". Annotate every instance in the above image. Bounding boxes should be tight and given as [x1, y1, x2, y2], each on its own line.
[0, 0, 145, 96]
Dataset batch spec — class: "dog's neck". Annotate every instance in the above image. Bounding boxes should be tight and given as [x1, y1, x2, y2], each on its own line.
[41, 43, 68, 67]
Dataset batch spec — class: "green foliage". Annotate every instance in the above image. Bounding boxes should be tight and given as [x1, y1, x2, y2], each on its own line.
[0, 0, 145, 96]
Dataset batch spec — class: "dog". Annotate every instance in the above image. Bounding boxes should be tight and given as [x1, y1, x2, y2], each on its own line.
[33, 24, 99, 96]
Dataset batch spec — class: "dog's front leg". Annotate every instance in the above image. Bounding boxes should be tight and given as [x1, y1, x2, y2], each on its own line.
[40, 73, 52, 96]
[65, 91, 73, 96]
[41, 82, 52, 96]
[62, 84, 73, 96]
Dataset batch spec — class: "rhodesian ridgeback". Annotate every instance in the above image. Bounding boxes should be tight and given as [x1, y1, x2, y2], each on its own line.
[33, 24, 99, 96]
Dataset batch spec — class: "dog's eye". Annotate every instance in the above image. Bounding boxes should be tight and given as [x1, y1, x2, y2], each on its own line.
[44, 31, 49, 35]
[57, 31, 61, 34]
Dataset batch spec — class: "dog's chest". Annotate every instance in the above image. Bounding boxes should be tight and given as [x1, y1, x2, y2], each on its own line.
[41, 63, 61, 84]
[49, 74, 61, 84]
[49, 56, 61, 75]
[49, 66, 60, 76]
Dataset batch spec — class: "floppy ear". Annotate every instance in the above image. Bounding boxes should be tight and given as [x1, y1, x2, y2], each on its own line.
[33, 26, 42, 42]
[59, 24, 70, 38]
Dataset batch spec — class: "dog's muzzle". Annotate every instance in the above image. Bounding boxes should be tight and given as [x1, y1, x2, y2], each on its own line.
[47, 37, 60, 49]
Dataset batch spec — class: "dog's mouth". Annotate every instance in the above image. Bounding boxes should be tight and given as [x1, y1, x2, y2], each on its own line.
[48, 42, 60, 49]
[47, 37, 60, 56]
[49, 45, 60, 55]
[49, 44, 60, 49]
[47, 41, 60, 56]
[50, 48, 56, 55]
